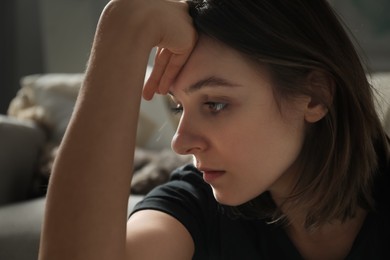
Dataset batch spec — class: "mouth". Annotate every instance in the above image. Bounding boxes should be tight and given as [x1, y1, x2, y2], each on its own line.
[198, 168, 226, 183]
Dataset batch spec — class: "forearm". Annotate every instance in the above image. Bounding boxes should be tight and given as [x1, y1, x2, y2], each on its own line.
[39, 2, 154, 259]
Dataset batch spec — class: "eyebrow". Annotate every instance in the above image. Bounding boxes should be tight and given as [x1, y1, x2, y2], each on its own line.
[169, 76, 242, 96]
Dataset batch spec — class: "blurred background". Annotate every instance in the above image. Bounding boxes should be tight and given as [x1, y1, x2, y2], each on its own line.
[1, 0, 176, 150]
[1, 0, 106, 114]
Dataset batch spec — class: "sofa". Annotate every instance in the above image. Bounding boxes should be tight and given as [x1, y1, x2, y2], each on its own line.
[0, 72, 389, 260]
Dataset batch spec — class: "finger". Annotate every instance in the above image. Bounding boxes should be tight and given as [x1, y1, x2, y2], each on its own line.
[158, 50, 192, 94]
[143, 48, 172, 100]
[143, 48, 167, 99]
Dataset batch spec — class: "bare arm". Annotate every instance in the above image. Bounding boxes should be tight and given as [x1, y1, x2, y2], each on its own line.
[38, 0, 197, 259]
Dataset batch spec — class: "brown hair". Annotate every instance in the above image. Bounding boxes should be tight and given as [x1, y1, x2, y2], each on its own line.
[188, 0, 390, 229]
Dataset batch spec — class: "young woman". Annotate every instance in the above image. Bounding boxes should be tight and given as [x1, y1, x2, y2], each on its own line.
[39, 0, 390, 259]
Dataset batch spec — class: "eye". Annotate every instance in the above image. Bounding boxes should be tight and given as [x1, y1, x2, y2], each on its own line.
[170, 103, 183, 115]
[205, 102, 228, 113]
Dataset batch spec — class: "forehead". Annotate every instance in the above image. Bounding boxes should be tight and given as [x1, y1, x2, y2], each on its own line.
[186, 36, 235, 62]
[171, 36, 262, 92]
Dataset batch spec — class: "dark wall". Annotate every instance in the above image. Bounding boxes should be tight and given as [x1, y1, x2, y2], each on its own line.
[331, 0, 390, 72]
[0, 0, 43, 114]
[0, 0, 16, 114]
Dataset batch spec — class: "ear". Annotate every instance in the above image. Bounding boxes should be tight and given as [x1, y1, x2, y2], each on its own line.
[304, 70, 334, 123]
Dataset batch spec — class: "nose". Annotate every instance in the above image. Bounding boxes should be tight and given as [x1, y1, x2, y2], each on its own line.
[171, 115, 207, 155]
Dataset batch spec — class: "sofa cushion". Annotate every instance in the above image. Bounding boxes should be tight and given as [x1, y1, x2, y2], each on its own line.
[0, 115, 46, 205]
[7, 74, 84, 143]
[0, 198, 45, 260]
[0, 195, 144, 260]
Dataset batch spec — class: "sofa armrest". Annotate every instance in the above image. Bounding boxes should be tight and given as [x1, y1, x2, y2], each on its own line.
[0, 195, 144, 260]
[0, 115, 46, 206]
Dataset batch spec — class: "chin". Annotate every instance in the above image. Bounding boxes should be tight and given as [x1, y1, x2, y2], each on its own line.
[212, 189, 252, 206]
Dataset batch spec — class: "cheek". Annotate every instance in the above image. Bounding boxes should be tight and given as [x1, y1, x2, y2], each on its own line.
[227, 114, 305, 172]
[207, 114, 306, 206]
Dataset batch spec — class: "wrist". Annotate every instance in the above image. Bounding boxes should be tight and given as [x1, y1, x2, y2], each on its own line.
[98, 0, 161, 51]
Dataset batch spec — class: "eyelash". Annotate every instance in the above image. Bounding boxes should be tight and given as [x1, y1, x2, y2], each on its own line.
[170, 104, 184, 115]
[170, 102, 228, 115]
[205, 102, 228, 114]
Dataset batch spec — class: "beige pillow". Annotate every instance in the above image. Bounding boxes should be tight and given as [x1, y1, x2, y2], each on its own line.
[7, 73, 157, 147]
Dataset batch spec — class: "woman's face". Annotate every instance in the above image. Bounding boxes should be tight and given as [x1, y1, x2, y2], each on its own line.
[170, 36, 309, 206]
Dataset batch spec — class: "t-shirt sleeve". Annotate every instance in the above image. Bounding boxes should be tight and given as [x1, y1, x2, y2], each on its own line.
[129, 164, 218, 258]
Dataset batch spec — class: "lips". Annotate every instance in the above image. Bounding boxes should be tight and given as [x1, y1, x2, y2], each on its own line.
[198, 168, 225, 183]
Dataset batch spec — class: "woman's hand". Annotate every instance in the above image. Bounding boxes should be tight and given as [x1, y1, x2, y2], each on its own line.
[141, 0, 198, 100]
[93, 0, 197, 99]
[90, 0, 197, 82]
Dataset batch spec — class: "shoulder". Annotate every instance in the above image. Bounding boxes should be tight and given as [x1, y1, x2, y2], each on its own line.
[126, 209, 194, 259]
[128, 164, 218, 258]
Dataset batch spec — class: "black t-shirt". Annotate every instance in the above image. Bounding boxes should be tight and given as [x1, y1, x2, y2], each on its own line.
[131, 164, 390, 259]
